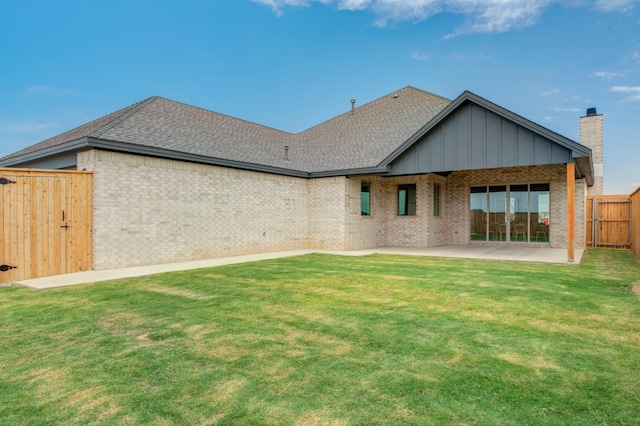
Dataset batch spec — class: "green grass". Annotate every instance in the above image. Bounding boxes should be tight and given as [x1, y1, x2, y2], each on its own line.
[1, 249, 640, 425]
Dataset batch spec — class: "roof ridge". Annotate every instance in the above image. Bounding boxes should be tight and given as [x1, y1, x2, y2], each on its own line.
[296, 86, 451, 136]
[90, 96, 160, 138]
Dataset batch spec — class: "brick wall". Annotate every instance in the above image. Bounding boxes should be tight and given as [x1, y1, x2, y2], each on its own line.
[307, 177, 348, 250]
[344, 177, 386, 249]
[575, 178, 587, 248]
[78, 150, 587, 269]
[344, 175, 448, 249]
[79, 150, 310, 269]
[382, 176, 430, 247]
[580, 113, 604, 196]
[427, 174, 448, 247]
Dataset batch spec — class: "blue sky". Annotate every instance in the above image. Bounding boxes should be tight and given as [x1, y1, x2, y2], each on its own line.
[1, 0, 638, 193]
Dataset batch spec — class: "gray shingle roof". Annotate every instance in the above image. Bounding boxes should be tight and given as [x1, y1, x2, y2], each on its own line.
[0, 86, 452, 174]
[296, 87, 451, 172]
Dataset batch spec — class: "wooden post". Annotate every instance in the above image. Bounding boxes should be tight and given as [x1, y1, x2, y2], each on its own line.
[567, 162, 575, 262]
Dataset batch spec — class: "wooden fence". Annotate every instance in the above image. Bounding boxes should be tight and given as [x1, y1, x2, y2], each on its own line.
[587, 195, 632, 248]
[631, 188, 640, 259]
[0, 168, 93, 284]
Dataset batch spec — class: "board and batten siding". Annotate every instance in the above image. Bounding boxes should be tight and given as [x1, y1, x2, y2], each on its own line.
[390, 103, 573, 176]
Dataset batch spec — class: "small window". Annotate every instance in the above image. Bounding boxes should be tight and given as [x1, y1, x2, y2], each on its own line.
[398, 184, 416, 216]
[361, 182, 371, 216]
[433, 183, 441, 217]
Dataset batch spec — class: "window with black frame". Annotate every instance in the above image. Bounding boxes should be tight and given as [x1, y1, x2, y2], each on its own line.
[398, 184, 416, 216]
[361, 182, 370, 216]
[433, 183, 441, 217]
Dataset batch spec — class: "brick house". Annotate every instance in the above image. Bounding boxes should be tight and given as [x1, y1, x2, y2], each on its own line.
[0, 87, 601, 270]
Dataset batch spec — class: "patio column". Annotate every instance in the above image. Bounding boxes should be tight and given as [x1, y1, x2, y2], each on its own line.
[567, 162, 575, 262]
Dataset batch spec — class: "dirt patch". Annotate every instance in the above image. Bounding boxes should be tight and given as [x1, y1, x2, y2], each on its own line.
[633, 283, 640, 295]
[144, 286, 213, 300]
[97, 404, 121, 421]
[98, 313, 147, 336]
[295, 412, 347, 426]
[497, 352, 562, 375]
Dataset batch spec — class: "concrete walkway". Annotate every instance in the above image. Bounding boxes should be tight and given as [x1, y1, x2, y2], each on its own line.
[10, 246, 583, 290]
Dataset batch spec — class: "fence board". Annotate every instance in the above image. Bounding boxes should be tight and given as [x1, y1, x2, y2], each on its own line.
[631, 188, 640, 259]
[587, 195, 631, 248]
[0, 168, 93, 283]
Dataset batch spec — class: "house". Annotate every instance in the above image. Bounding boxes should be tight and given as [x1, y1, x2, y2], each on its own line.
[0, 87, 602, 273]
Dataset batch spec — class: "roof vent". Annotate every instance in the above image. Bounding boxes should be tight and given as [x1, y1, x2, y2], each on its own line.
[284, 145, 290, 161]
[586, 107, 597, 116]
[350, 99, 356, 114]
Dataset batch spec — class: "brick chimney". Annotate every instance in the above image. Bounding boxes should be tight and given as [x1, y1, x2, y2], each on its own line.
[579, 108, 603, 196]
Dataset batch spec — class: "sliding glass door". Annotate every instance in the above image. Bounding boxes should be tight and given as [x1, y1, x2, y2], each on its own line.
[510, 185, 528, 242]
[470, 183, 550, 243]
[531, 184, 550, 242]
[489, 186, 507, 241]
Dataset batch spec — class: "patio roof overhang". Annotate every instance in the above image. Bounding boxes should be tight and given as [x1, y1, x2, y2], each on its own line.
[378, 91, 594, 185]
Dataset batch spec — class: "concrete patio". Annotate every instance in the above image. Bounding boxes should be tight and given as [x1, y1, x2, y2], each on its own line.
[9, 245, 583, 290]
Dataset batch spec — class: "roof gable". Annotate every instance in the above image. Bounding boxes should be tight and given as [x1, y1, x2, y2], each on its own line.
[382, 91, 593, 184]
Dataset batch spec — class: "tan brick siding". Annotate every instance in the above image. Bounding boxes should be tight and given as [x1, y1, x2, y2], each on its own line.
[80, 150, 309, 269]
[308, 177, 347, 250]
[580, 114, 604, 196]
[344, 178, 386, 249]
[78, 151, 587, 269]
[427, 174, 448, 247]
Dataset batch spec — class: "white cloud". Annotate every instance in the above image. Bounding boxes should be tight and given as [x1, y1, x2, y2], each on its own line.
[611, 85, 640, 101]
[551, 107, 582, 113]
[594, 0, 638, 13]
[252, 0, 640, 35]
[336, 0, 371, 11]
[252, 0, 625, 35]
[593, 70, 626, 80]
[251, 0, 311, 16]
[443, 0, 554, 37]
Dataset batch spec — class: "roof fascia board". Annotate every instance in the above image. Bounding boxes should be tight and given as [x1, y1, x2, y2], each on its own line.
[575, 156, 594, 186]
[88, 138, 395, 179]
[380, 91, 592, 168]
[309, 166, 390, 178]
[0, 138, 92, 167]
[85, 138, 310, 178]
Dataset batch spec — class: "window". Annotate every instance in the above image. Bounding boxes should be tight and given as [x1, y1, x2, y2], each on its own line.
[361, 182, 371, 216]
[433, 183, 441, 217]
[469, 183, 550, 243]
[397, 184, 416, 216]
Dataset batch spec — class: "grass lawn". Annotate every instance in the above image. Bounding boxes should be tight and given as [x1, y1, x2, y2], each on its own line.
[1, 249, 640, 425]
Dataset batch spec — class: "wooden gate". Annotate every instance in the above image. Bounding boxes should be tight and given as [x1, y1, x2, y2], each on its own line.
[0, 168, 93, 284]
[587, 195, 631, 248]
